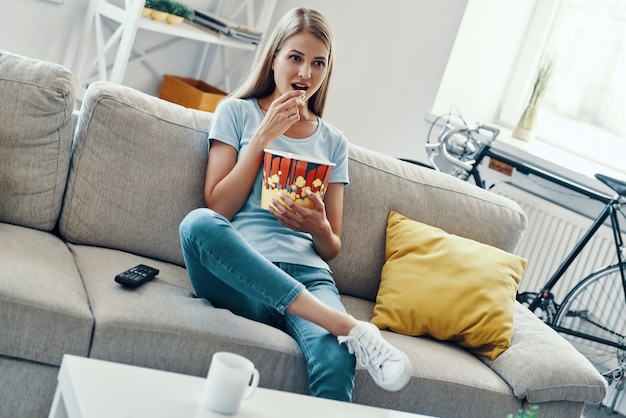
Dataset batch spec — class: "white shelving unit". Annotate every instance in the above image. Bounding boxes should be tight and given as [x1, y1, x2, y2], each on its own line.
[64, 0, 276, 100]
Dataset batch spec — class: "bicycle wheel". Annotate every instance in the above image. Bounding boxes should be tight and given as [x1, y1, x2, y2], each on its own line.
[554, 264, 626, 377]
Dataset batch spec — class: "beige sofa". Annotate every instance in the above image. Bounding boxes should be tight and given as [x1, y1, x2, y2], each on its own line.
[0, 50, 607, 418]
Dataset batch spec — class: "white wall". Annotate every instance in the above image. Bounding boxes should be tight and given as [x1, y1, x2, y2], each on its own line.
[0, 0, 86, 65]
[1, 0, 467, 163]
[269, 1, 467, 161]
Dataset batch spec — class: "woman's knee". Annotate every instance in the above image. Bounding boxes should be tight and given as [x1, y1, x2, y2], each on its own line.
[179, 208, 225, 244]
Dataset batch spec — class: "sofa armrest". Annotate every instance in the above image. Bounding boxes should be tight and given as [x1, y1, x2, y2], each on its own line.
[0, 50, 75, 231]
[481, 302, 607, 404]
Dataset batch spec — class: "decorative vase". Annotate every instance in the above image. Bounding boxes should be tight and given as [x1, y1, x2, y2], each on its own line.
[166, 14, 184, 25]
[512, 126, 535, 142]
[512, 103, 538, 142]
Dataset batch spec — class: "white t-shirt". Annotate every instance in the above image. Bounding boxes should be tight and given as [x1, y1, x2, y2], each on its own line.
[207, 97, 350, 270]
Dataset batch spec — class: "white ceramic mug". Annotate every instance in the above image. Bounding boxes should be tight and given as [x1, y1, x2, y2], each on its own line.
[200, 352, 260, 415]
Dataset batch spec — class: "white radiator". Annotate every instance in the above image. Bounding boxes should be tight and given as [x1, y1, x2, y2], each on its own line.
[493, 182, 626, 413]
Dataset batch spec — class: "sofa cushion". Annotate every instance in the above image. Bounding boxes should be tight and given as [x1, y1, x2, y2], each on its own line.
[329, 144, 528, 302]
[341, 296, 521, 417]
[0, 223, 92, 366]
[59, 81, 211, 266]
[481, 302, 608, 404]
[371, 211, 527, 360]
[70, 242, 521, 418]
[67, 244, 310, 395]
[0, 50, 75, 231]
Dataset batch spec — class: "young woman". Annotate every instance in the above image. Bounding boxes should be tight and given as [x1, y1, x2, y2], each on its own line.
[179, 8, 411, 402]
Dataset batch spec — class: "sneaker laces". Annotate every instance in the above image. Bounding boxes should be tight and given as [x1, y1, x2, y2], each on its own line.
[338, 328, 393, 371]
[339, 322, 412, 391]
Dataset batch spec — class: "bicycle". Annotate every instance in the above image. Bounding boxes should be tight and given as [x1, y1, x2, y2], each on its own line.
[422, 120, 626, 412]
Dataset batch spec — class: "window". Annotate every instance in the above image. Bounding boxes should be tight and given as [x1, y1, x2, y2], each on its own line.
[532, 0, 626, 173]
[433, 0, 626, 176]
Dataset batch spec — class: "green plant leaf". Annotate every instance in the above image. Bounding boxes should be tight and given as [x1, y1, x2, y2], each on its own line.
[506, 405, 539, 418]
[145, 0, 194, 19]
[516, 59, 554, 129]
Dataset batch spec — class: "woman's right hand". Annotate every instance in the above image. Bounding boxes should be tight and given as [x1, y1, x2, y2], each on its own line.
[205, 91, 305, 219]
[253, 90, 306, 149]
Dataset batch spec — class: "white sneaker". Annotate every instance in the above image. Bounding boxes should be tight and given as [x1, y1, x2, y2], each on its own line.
[338, 321, 412, 391]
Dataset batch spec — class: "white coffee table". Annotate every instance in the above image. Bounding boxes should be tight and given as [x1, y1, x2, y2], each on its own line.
[48, 354, 433, 418]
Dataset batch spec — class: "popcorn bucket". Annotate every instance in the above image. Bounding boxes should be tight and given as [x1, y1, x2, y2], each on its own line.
[261, 149, 335, 210]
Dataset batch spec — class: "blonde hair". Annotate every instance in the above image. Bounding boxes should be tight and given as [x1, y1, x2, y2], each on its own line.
[230, 8, 335, 117]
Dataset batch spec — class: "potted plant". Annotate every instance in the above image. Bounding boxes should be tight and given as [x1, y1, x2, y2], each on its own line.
[143, 0, 194, 24]
[512, 59, 553, 142]
[144, 0, 169, 21]
[141, 1, 152, 17]
[166, 1, 194, 24]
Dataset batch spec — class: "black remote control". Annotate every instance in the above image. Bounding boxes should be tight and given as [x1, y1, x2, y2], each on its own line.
[115, 264, 159, 288]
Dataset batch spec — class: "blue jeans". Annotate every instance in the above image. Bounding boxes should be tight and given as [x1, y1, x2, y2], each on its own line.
[179, 208, 356, 401]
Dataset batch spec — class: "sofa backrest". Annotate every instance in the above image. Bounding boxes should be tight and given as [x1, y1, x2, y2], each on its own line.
[57, 80, 527, 295]
[0, 50, 75, 231]
[329, 145, 528, 301]
[59, 81, 210, 266]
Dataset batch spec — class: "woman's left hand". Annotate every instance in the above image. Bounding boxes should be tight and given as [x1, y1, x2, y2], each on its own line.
[268, 190, 330, 236]
[269, 184, 343, 261]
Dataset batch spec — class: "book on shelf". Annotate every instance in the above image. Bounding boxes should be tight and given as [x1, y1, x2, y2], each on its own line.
[192, 10, 262, 44]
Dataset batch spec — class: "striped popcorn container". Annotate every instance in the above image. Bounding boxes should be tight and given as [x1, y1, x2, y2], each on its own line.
[261, 149, 335, 210]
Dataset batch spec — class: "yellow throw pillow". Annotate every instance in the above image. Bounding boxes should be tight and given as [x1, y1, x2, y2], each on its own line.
[371, 211, 527, 360]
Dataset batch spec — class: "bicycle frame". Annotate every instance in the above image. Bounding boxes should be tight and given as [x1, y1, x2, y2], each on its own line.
[530, 197, 623, 306]
[536, 200, 625, 327]
[467, 145, 625, 308]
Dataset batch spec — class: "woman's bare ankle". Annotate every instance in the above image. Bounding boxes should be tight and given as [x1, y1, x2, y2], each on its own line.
[334, 313, 358, 337]
[285, 291, 359, 337]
